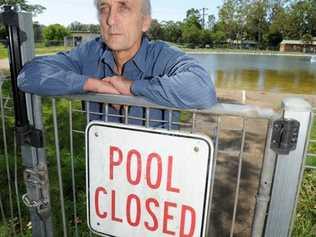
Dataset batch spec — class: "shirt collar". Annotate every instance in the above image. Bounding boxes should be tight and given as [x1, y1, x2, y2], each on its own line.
[100, 35, 149, 73]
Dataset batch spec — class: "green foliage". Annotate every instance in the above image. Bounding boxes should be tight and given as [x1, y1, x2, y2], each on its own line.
[147, 19, 163, 40]
[43, 24, 70, 46]
[293, 171, 316, 237]
[0, 43, 8, 59]
[68, 21, 100, 34]
[160, 21, 182, 43]
[146, 0, 316, 50]
[0, 0, 46, 16]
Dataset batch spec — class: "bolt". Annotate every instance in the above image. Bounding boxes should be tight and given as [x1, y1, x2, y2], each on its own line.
[194, 146, 199, 152]
[95, 132, 99, 137]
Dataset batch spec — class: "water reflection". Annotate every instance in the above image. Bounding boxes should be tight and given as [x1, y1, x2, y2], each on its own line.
[191, 53, 316, 94]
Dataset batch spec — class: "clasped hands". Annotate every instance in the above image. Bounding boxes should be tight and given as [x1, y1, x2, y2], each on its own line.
[83, 76, 133, 110]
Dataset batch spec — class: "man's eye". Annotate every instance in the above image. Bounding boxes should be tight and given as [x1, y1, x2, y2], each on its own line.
[101, 6, 110, 14]
[118, 4, 129, 12]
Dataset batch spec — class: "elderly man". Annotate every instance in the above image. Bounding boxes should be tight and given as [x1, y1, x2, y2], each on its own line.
[18, 0, 216, 125]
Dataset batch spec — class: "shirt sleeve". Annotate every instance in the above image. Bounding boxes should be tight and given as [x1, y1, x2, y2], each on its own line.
[17, 46, 89, 96]
[131, 48, 217, 109]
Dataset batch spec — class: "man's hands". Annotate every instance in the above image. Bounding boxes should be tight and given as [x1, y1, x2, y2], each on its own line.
[83, 76, 133, 111]
[102, 76, 133, 96]
[83, 76, 133, 96]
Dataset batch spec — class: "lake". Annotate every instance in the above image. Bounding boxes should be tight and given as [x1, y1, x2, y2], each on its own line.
[191, 53, 316, 94]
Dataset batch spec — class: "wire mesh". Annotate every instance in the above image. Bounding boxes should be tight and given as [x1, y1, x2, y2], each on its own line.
[50, 97, 272, 237]
[0, 78, 29, 236]
[2, 91, 314, 237]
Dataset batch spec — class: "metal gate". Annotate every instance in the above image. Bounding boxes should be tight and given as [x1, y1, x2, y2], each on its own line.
[0, 8, 315, 237]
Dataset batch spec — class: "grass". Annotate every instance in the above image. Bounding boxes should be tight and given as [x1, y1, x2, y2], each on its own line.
[292, 117, 316, 236]
[0, 44, 7, 59]
[0, 43, 72, 59]
[292, 171, 316, 237]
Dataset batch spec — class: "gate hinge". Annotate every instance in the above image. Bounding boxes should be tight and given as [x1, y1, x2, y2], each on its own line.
[270, 119, 300, 155]
[16, 125, 43, 148]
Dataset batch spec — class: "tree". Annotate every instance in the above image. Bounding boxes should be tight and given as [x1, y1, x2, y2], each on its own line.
[180, 8, 203, 47]
[244, 0, 269, 48]
[0, 0, 46, 16]
[184, 8, 202, 29]
[182, 24, 201, 47]
[161, 21, 182, 43]
[147, 19, 163, 40]
[68, 21, 100, 34]
[217, 0, 241, 40]
[0, 0, 46, 41]
[43, 24, 70, 46]
[207, 14, 216, 31]
[286, 0, 316, 39]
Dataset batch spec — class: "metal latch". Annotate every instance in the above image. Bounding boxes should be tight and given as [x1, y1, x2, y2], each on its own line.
[271, 119, 300, 155]
[22, 169, 50, 220]
[16, 125, 43, 148]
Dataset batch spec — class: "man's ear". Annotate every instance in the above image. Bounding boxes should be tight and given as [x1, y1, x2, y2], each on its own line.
[142, 16, 152, 32]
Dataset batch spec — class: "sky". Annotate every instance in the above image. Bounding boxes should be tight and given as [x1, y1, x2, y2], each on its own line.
[27, 0, 223, 26]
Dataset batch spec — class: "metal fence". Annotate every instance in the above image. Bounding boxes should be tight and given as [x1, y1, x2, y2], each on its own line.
[0, 10, 315, 237]
[1, 72, 315, 236]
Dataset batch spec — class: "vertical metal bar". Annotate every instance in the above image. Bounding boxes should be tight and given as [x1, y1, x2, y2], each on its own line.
[14, 137, 24, 236]
[230, 118, 247, 237]
[0, 194, 8, 225]
[191, 112, 197, 133]
[124, 105, 129, 124]
[30, 95, 54, 237]
[0, 76, 15, 236]
[0, 194, 8, 234]
[145, 108, 150, 128]
[86, 99, 92, 237]
[168, 110, 172, 130]
[251, 121, 277, 237]
[52, 98, 68, 237]
[69, 101, 79, 237]
[104, 104, 108, 122]
[206, 116, 220, 236]
[86, 102, 90, 123]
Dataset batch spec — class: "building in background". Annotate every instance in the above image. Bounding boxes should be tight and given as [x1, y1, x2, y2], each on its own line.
[280, 38, 316, 53]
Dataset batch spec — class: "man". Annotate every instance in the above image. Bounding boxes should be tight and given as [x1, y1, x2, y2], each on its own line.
[18, 0, 216, 125]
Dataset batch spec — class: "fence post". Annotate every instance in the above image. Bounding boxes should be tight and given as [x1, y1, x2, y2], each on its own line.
[2, 7, 54, 236]
[264, 97, 312, 237]
[19, 11, 54, 237]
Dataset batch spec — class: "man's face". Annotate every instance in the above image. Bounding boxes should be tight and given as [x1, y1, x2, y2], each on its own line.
[99, 0, 151, 53]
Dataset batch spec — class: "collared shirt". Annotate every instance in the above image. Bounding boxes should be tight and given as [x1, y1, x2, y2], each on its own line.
[17, 36, 217, 126]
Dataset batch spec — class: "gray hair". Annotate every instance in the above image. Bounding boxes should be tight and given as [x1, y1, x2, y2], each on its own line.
[94, 0, 151, 17]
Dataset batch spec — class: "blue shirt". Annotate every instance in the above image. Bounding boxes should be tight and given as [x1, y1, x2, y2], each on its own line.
[18, 36, 217, 126]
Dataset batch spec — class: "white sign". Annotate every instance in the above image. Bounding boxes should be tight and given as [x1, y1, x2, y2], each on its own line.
[86, 122, 214, 237]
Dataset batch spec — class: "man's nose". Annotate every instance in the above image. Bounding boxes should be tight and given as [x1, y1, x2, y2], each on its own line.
[106, 9, 118, 26]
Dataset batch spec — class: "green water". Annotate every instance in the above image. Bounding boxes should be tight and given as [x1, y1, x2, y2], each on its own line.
[192, 54, 316, 94]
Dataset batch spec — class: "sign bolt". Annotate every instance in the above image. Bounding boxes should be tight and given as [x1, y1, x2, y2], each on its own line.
[194, 146, 199, 152]
[95, 132, 99, 137]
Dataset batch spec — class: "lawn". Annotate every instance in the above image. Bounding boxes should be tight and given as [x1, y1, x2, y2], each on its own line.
[292, 117, 316, 237]
[0, 43, 72, 59]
